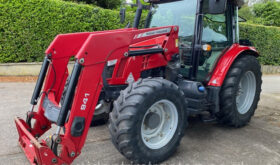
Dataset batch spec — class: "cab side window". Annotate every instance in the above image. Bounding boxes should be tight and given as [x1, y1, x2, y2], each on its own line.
[196, 4, 234, 81]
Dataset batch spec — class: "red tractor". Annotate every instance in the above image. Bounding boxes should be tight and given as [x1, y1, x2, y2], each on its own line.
[15, 0, 262, 164]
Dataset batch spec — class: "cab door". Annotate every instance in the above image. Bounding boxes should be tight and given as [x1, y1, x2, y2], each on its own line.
[196, 3, 236, 81]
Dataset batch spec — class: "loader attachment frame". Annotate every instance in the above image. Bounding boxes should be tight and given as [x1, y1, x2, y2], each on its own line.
[15, 26, 179, 164]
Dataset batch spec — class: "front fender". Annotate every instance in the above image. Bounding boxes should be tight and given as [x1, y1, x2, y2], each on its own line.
[208, 44, 259, 87]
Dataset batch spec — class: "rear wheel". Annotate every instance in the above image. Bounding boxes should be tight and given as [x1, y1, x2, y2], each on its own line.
[109, 78, 187, 164]
[216, 55, 262, 127]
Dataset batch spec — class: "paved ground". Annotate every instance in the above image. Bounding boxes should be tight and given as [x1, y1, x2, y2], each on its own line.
[0, 75, 279, 165]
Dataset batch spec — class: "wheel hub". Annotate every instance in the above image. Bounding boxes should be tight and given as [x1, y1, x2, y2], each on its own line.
[144, 112, 161, 130]
[141, 100, 178, 150]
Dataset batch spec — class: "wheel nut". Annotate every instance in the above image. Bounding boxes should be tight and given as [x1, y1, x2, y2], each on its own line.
[52, 158, 57, 163]
[55, 138, 61, 144]
[70, 151, 75, 157]
[79, 58, 85, 64]
[124, 52, 128, 57]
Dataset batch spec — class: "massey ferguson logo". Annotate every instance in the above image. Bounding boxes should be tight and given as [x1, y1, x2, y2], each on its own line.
[134, 28, 171, 39]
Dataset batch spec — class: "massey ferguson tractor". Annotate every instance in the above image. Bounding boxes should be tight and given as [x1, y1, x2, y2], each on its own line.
[15, 0, 262, 164]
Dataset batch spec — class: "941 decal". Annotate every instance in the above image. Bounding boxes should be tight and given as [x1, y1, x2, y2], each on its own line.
[81, 93, 90, 111]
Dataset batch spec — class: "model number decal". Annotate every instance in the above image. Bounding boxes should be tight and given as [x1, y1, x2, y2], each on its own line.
[81, 93, 90, 111]
[134, 28, 171, 39]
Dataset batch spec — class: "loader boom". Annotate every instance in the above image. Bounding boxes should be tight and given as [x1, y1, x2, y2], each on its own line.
[15, 26, 179, 164]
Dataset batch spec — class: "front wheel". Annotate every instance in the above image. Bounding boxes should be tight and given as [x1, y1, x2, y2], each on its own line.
[61, 77, 110, 126]
[217, 55, 262, 127]
[109, 78, 187, 164]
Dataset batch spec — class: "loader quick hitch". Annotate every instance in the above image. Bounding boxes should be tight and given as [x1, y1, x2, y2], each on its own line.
[27, 55, 50, 127]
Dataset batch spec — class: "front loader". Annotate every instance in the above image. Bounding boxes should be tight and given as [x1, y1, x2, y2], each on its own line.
[15, 0, 262, 164]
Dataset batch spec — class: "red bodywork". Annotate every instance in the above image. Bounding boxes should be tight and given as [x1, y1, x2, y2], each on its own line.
[14, 25, 258, 164]
[208, 44, 258, 86]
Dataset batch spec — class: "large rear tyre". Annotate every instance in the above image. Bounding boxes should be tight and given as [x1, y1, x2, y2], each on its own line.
[109, 78, 187, 164]
[216, 55, 262, 127]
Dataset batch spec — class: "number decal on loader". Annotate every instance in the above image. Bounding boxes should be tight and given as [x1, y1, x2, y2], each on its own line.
[81, 93, 90, 111]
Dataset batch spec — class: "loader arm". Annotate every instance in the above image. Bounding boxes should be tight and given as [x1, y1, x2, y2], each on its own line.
[15, 26, 179, 164]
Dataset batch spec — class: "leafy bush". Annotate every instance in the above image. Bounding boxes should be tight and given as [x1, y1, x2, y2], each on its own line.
[0, 0, 133, 63]
[240, 23, 280, 65]
[63, 0, 124, 9]
[0, 0, 279, 65]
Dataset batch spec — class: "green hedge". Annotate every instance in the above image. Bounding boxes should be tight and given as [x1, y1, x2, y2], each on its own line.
[0, 0, 279, 65]
[240, 23, 280, 65]
[0, 0, 134, 63]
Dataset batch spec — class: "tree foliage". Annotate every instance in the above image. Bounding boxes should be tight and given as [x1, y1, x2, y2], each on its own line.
[239, 1, 280, 27]
[238, 5, 255, 21]
[252, 1, 280, 26]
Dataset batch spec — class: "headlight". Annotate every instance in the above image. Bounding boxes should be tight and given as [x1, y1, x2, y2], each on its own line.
[107, 59, 117, 67]
[106, 59, 118, 78]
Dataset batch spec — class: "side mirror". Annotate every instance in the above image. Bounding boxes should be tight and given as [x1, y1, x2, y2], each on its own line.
[238, 16, 246, 22]
[120, 8, 126, 24]
[208, 0, 227, 14]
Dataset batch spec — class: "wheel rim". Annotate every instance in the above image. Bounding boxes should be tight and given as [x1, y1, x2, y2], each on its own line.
[141, 99, 178, 150]
[94, 100, 110, 115]
[236, 71, 256, 114]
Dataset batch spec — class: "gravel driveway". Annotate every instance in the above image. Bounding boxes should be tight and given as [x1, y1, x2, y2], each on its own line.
[0, 75, 279, 165]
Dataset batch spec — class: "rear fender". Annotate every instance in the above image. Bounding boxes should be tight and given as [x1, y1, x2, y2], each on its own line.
[208, 44, 259, 87]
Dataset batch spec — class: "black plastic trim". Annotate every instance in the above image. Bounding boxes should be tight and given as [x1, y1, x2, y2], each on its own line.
[30, 56, 50, 105]
[128, 48, 164, 56]
[71, 117, 85, 137]
[57, 61, 82, 126]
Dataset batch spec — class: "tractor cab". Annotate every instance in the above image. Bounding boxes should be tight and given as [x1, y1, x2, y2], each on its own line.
[148, 0, 237, 82]
[129, 0, 243, 82]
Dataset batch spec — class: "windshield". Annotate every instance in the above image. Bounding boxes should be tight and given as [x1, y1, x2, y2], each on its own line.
[149, 0, 197, 39]
[147, 0, 232, 81]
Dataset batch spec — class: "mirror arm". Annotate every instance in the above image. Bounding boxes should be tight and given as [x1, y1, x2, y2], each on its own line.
[144, 8, 152, 28]
[236, 6, 240, 43]
[120, 8, 126, 24]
